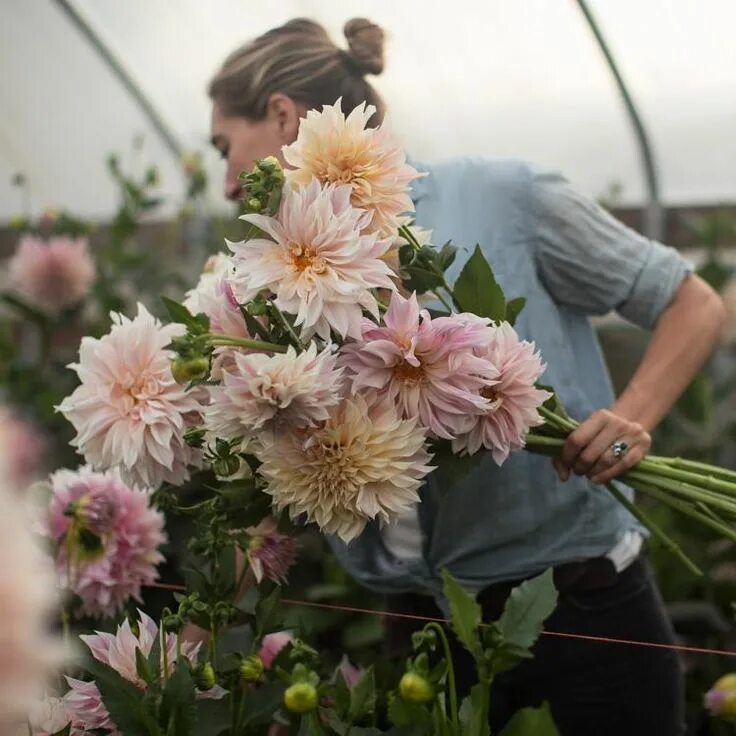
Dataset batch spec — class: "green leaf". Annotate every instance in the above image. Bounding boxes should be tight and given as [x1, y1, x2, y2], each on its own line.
[161, 296, 209, 334]
[504, 297, 526, 326]
[387, 694, 432, 728]
[256, 585, 283, 638]
[441, 569, 482, 658]
[160, 658, 197, 736]
[459, 682, 490, 736]
[499, 702, 560, 736]
[496, 569, 557, 655]
[452, 245, 507, 320]
[348, 665, 376, 722]
[539, 386, 572, 422]
[298, 712, 326, 735]
[437, 241, 458, 272]
[193, 698, 231, 736]
[84, 658, 160, 736]
[240, 681, 287, 728]
[135, 646, 156, 687]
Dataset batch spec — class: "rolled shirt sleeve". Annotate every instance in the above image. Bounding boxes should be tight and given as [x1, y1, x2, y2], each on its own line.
[531, 169, 692, 329]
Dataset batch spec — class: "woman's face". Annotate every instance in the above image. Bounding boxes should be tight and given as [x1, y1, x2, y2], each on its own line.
[210, 95, 303, 201]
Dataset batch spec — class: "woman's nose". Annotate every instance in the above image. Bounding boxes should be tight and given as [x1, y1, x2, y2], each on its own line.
[224, 174, 242, 201]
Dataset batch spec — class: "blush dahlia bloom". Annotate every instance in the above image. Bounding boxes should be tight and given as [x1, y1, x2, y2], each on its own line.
[282, 101, 421, 239]
[340, 292, 498, 439]
[57, 303, 204, 488]
[259, 631, 293, 669]
[257, 395, 433, 543]
[245, 518, 298, 584]
[64, 611, 200, 734]
[46, 467, 166, 618]
[229, 180, 396, 340]
[206, 343, 343, 441]
[28, 695, 71, 736]
[8, 235, 96, 314]
[0, 407, 46, 491]
[451, 322, 552, 464]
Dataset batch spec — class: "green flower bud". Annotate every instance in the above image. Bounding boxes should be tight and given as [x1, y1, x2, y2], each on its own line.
[398, 672, 434, 704]
[284, 682, 318, 713]
[240, 654, 264, 682]
[212, 454, 241, 478]
[170, 357, 209, 384]
[194, 662, 216, 691]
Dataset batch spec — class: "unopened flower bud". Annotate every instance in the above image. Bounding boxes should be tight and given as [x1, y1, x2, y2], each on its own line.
[213, 454, 241, 478]
[240, 654, 264, 682]
[170, 357, 209, 384]
[706, 673, 736, 717]
[194, 662, 217, 691]
[399, 672, 434, 704]
[284, 682, 318, 713]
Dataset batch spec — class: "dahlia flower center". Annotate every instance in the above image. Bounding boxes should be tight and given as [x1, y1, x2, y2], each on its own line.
[393, 360, 426, 385]
[115, 371, 163, 413]
[481, 385, 504, 412]
[307, 441, 358, 492]
[289, 243, 327, 274]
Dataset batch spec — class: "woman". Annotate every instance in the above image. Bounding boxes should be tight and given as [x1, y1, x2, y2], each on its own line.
[208, 18, 725, 735]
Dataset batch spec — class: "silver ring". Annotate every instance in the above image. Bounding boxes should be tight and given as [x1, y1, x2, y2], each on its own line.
[611, 440, 629, 459]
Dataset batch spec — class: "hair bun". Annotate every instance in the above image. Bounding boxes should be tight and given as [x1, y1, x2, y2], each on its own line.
[343, 18, 384, 75]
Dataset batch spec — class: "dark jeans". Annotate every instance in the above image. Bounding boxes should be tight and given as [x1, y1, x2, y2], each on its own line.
[386, 557, 685, 736]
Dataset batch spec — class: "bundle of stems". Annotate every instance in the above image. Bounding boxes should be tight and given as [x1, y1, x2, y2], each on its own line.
[527, 404, 736, 575]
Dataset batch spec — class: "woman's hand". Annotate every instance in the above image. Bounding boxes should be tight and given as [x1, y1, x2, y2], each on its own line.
[553, 408, 651, 485]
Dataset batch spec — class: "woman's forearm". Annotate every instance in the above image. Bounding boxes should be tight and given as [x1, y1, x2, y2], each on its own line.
[612, 274, 725, 432]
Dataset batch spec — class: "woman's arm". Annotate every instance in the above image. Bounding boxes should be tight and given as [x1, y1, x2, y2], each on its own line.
[555, 273, 726, 484]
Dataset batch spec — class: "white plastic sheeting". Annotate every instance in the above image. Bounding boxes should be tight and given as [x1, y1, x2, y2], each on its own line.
[1, 0, 735, 220]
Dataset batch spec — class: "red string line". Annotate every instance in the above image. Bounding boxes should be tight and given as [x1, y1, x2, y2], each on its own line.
[144, 582, 736, 658]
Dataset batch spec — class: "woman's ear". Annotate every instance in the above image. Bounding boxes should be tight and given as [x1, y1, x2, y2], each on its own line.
[266, 93, 304, 144]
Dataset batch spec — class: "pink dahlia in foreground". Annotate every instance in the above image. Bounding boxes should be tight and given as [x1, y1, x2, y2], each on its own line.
[46, 467, 166, 618]
[340, 291, 498, 439]
[57, 303, 204, 488]
[8, 235, 96, 313]
[64, 611, 200, 734]
[282, 100, 421, 239]
[245, 517, 298, 584]
[206, 343, 343, 442]
[452, 322, 552, 464]
[0, 407, 46, 491]
[27, 695, 71, 735]
[257, 395, 433, 543]
[229, 180, 395, 340]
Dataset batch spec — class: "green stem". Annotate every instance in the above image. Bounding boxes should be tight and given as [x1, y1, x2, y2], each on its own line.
[209, 619, 218, 665]
[207, 333, 288, 353]
[647, 455, 736, 483]
[605, 482, 702, 576]
[426, 623, 460, 733]
[432, 289, 454, 314]
[537, 405, 577, 434]
[636, 457, 736, 498]
[270, 302, 304, 351]
[161, 623, 170, 682]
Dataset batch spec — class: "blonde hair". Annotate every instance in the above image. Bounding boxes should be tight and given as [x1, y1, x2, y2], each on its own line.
[209, 18, 385, 125]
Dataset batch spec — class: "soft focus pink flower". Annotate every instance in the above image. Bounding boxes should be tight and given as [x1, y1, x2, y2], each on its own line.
[337, 656, 363, 689]
[340, 291, 498, 439]
[205, 343, 343, 442]
[283, 100, 421, 239]
[27, 695, 71, 736]
[46, 467, 166, 618]
[451, 322, 552, 464]
[64, 611, 200, 734]
[8, 235, 95, 313]
[57, 303, 205, 488]
[257, 395, 433, 542]
[259, 631, 293, 669]
[0, 451, 60, 722]
[0, 407, 46, 491]
[245, 518, 298, 584]
[229, 180, 396, 340]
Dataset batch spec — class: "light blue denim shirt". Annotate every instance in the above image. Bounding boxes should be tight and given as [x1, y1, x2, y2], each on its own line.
[328, 157, 691, 597]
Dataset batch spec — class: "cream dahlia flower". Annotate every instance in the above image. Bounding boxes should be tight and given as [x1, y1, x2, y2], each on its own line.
[206, 343, 343, 441]
[256, 395, 433, 543]
[183, 252, 235, 318]
[57, 303, 204, 488]
[283, 101, 421, 239]
[229, 180, 395, 340]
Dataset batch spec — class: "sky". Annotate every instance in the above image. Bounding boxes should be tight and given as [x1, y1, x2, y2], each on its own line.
[1, 0, 735, 220]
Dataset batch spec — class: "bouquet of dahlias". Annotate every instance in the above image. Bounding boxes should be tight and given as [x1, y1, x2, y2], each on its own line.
[41, 100, 736, 735]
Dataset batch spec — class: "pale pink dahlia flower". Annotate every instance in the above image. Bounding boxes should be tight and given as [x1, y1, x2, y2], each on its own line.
[206, 343, 343, 442]
[183, 253, 242, 334]
[340, 291, 498, 439]
[57, 303, 205, 488]
[0, 407, 46, 491]
[229, 180, 395, 340]
[8, 235, 96, 314]
[283, 100, 421, 239]
[64, 611, 200, 734]
[46, 467, 166, 619]
[452, 322, 552, 464]
[257, 395, 433, 543]
[245, 518, 298, 584]
[27, 695, 71, 735]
